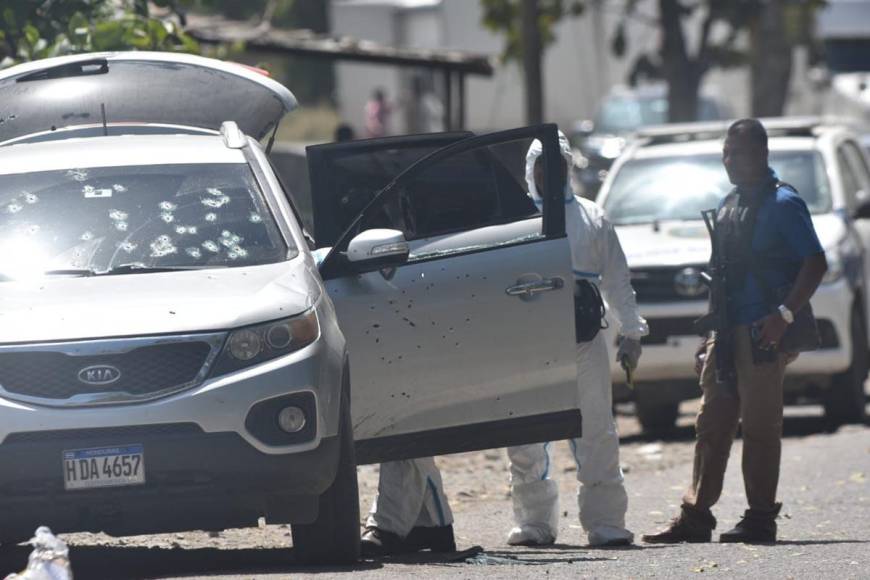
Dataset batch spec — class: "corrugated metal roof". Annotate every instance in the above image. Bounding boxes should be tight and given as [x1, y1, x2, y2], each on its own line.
[184, 13, 492, 76]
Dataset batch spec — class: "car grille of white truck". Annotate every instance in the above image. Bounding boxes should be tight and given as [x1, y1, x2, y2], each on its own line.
[631, 265, 709, 303]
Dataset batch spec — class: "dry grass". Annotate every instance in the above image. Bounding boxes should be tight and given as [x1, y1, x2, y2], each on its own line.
[276, 104, 341, 143]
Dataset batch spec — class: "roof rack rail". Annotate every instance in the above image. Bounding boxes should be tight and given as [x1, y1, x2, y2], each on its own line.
[635, 116, 858, 145]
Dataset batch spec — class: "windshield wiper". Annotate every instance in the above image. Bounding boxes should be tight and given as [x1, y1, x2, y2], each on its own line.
[42, 269, 97, 277]
[95, 264, 221, 276]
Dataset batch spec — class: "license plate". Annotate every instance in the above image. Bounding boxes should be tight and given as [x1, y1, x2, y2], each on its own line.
[63, 444, 145, 490]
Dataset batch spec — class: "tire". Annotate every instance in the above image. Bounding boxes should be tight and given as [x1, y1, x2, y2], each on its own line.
[824, 309, 868, 427]
[635, 391, 680, 436]
[292, 369, 361, 565]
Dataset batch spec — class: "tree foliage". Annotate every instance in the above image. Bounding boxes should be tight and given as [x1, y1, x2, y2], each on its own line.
[481, 0, 584, 62]
[0, 0, 199, 68]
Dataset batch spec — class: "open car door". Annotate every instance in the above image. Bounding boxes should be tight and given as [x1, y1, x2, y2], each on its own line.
[310, 125, 580, 464]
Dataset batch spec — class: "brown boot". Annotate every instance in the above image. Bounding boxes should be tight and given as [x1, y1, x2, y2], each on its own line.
[719, 504, 780, 544]
[642, 508, 715, 544]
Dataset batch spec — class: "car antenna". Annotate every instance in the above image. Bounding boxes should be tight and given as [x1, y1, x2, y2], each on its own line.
[265, 122, 279, 155]
[100, 103, 108, 136]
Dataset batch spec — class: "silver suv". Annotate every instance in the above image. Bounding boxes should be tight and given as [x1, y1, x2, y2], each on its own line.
[0, 53, 582, 563]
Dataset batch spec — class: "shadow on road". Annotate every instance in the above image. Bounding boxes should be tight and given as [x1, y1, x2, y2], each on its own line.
[0, 544, 382, 580]
[775, 539, 870, 546]
[469, 548, 614, 565]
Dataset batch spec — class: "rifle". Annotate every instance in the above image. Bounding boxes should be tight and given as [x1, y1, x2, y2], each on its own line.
[695, 208, 737, 389]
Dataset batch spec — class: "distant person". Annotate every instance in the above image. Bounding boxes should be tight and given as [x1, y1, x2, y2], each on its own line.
[334, 123, 355, 142]
[408, 75, 444, 134]
[365, 88, 392, 138]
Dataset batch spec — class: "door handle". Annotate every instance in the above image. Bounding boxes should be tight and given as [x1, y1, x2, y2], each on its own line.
[505, 277, 565, 298]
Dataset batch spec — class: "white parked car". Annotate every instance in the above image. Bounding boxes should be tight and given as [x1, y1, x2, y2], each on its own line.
[596, 118, 870, 433]
[0, 52, 583, 562]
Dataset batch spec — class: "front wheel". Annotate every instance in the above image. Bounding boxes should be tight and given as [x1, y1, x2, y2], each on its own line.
[634, 390, 680, 436]
[824, 309, 868, 427]
[292, 370, 360, 565]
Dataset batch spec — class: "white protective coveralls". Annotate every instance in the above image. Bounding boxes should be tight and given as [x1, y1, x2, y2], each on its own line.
[506, 133, 648, 546]
[365, 457, 453, 538]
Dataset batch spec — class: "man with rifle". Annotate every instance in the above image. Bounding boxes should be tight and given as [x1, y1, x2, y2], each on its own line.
[643, 118, 828, 544]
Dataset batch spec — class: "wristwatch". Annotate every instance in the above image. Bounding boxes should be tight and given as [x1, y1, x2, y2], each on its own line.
[777, 304, 794, 324]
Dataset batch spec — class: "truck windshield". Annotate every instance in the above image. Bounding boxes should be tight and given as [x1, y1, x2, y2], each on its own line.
[603, 151, 833, 225]
[0, 163, 292, 280]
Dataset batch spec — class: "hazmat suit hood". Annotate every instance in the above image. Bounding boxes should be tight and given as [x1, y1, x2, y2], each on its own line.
[525, 131, 575, 202]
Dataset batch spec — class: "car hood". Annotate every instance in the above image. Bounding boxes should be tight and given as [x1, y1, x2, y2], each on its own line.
[0, 52, 297, 144]
[0, 260, 320, 344]
[617, 213, 843, 269]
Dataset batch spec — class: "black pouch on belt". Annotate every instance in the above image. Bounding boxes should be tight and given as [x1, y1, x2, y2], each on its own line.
[574, 279, 607, 343]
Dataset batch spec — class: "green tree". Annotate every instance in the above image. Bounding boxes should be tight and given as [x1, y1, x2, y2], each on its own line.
[0, 0, 199, 67]
[481, 0, 584, 123]
[188, 0, 333, 105]
[482, 0, 825, 123]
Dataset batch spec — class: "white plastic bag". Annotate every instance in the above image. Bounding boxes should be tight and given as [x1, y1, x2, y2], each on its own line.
[4, 526, 72, 580]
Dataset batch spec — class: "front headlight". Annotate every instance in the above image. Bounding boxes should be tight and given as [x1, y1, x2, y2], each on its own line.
[211, 310, 319, 377]
[822, 251, 843, 285]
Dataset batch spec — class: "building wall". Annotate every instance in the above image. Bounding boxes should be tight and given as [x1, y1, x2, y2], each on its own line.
[331, 0, 773, 134]
[331, 4, 403, 135]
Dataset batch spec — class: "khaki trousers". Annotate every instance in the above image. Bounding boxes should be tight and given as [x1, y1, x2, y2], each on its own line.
[682, 326, 790, 522]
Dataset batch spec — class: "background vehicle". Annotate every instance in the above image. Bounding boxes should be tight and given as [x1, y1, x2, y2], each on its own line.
[596, 118, 870, 434]
[0, 53, 581, 562]
[568, 84, 729, 199]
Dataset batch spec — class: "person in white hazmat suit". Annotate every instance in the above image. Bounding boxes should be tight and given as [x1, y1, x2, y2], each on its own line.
[506, 132, 648, 547]
[360, 131, 646, 556]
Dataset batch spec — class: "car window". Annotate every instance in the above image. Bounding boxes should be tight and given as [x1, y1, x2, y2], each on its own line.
[596, 96, 667, 134]
[311, 142, 446, 247]
[841, 140, 870, 205]
[320, 140, 539, 247]
[603, 151, 833, 225]
[387, 142, 539, 242]
[837, 148, 862, 207]
[0, 163, 291, 280]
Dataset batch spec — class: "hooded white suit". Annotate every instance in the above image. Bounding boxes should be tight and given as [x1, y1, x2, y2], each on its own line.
[507, 133, 647, 546]
[364, 131, 646, 547]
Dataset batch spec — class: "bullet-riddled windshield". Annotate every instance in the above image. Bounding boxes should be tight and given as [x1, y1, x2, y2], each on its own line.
[603, 151, 833, 225]
[0, 163, 292, 280]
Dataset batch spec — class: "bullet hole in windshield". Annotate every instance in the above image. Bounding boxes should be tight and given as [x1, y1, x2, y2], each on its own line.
[66, 169, 89, 182]
[249, 213, 263, 223]
[150, 235, 177, 258]
[202, 195, 230, 208]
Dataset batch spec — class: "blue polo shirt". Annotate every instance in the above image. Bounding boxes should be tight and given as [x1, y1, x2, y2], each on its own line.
[722, 170, 824, 325]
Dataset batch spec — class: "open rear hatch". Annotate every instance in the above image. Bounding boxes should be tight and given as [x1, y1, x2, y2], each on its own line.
[0, 52, 297, 144]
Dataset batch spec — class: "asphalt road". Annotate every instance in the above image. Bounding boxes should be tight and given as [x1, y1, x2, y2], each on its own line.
[1, 401, 867, 580]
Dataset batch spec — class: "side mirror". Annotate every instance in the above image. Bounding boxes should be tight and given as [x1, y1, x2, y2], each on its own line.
[854, 195, 870, 220]
[346, 229, 409, 273]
